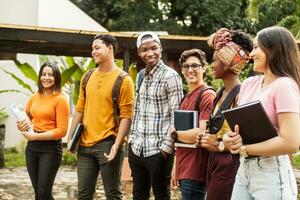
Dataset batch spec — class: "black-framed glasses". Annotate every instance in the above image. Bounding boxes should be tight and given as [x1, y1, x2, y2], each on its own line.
[181, 63, 202, 71]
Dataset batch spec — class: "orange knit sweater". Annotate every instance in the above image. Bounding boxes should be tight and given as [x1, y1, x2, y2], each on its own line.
[26, 93, 70, 139]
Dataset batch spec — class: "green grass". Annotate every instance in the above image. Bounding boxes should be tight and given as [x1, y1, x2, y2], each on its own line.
[4, 147, 26, 167]
[292, 153, 300, 169]
[4, 147, 77, 167]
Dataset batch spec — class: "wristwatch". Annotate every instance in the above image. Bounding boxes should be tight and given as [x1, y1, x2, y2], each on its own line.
[239, 145, 248, 157]
[217, 140, 225, 152]
[171, 130, 178, 142]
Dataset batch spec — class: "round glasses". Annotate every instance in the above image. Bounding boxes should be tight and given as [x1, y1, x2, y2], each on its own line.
[181, 63, 202, 71]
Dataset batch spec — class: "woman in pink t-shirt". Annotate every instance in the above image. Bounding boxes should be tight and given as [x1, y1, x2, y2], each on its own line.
[224, 26, 300, 200]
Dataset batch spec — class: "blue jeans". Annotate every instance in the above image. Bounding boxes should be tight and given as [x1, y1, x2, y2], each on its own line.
[179, 179, 205, 200]
[231, 155, 297, 200]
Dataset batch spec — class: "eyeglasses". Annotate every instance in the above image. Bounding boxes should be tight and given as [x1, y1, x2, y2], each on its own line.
[181, 63, 202, 71]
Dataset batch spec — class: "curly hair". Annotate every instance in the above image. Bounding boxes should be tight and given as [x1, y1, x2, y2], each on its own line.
[179, 49, 207, 67]
[232, 30, 253, 53]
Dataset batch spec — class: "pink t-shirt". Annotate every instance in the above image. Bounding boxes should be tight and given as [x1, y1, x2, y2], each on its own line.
[239, 75, 300, 130]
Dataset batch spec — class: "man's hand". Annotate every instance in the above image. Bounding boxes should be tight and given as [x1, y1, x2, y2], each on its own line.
[104, 143, 119, 161]
[171, 170, 179, 189]
[160, 149, 168, 160]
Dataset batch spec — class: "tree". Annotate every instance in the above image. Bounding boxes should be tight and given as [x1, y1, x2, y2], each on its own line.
[70, 0, 253, 35]
[247, 0, 299, 38]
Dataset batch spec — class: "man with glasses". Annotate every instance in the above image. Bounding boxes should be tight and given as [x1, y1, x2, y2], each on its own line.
[169, 49, 216, 200]
[128, 31, 183, 200]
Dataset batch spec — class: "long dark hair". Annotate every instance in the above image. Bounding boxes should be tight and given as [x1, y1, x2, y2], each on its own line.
[37, 62, 61, 93]
[257, 26, 300, 89]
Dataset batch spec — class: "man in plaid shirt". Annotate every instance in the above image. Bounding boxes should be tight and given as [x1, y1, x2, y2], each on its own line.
[128, 31, 184, 200]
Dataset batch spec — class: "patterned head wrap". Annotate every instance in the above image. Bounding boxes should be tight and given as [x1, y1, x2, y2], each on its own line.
[207, 28, 250, 74]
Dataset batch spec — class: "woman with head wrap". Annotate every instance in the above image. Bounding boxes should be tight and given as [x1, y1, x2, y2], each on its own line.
[224, 26, 300, 200]
[200, 28, 253, 200]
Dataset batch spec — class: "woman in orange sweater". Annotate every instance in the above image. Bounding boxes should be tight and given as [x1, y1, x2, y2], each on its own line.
[17, 62, 70, 200]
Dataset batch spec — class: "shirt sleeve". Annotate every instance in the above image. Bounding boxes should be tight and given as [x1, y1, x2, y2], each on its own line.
[118, 75, 135, 119]
[199, 89, 216, 120]
[52, 96, 70, 139]
[273, 78, 300, 114]
[26, 95, 34, 120]
[160, 72, 184, 154]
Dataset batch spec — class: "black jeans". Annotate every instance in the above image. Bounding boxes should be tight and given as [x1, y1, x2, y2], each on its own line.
[128, 144, 174, 200]
[25, 144, 62, 200]
[77, 137, 124, 200]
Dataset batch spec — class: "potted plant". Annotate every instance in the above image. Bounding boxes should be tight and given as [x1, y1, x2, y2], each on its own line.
[0, 107, 8, 168]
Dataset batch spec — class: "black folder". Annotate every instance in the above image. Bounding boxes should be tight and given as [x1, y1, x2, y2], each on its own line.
[67, 123, 84, 152]
[222, 101, 278, 144]
[174, 110, 199, 148]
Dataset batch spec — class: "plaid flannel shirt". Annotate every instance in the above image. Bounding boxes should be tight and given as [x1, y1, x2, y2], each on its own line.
[129, 60, 183, 157]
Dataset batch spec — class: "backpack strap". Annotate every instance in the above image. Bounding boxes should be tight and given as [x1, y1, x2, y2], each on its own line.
[82, 68, 96, 98]
[207, 84, 241, 134]
[136, 68, 145, 93]
[194, 86, 215, 111]
[180, 86, 215, 111]
[112, 70, 128, 130]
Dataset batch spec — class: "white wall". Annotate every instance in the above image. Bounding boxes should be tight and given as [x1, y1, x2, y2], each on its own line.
[0, 0, 38, 26]
[0, 55, 38, 147]
[38, 0, 106, 31]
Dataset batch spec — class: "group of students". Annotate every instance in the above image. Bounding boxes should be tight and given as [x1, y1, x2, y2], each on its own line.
[16, 25, 300, 200]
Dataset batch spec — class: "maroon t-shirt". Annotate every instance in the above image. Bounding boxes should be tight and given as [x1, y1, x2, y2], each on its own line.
[175, 84, 215, 182]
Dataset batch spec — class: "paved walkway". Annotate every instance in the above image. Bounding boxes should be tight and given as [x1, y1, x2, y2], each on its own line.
[1, 166, 300, 199]
[0, 166, 180, 200]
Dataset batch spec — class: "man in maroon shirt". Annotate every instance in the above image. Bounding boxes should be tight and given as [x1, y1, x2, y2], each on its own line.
[169, 49, 216, 200]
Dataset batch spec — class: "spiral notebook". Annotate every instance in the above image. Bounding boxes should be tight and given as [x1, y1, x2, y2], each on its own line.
[222, 101, 277, 144]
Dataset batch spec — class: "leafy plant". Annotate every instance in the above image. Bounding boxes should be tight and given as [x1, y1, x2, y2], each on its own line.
[0, 59, 38, 96]
[62, 149, 77, 166]
[0, 108, 8, 121]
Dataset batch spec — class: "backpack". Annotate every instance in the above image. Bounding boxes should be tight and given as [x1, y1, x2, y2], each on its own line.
[81, 68, 128, 130]
[136, 68, 145, 94]
[180, 85, 215, 112]
[206, 85, 240, 134]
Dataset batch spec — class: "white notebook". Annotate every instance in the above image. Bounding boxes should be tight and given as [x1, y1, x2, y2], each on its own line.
[10, 103, 34, 133]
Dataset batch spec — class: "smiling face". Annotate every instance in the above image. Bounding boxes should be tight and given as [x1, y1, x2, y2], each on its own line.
[137, 41, 162, 67]
[40, 66, 55, 91]
[250, 37, 268, 73]
[181, 56, 205, 85]
[91, 39, 111, 65]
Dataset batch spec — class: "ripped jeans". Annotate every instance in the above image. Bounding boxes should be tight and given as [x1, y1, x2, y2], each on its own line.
[231, 155, 297, 200]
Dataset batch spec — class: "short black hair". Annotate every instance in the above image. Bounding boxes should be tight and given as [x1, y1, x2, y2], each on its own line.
[37, 62, 61, 93]
[94, 34, 118, 56]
